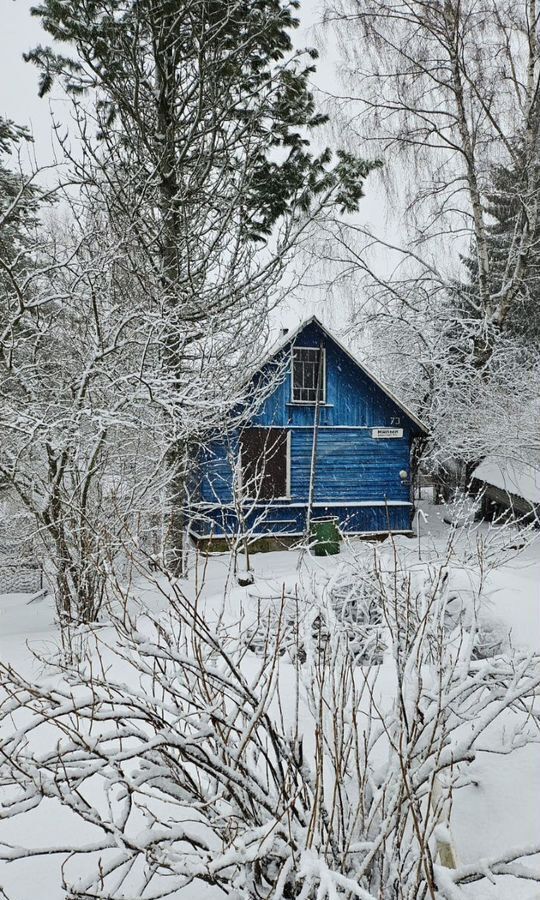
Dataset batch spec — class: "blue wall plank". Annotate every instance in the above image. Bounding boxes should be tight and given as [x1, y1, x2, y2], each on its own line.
[191, 502, 412, 538]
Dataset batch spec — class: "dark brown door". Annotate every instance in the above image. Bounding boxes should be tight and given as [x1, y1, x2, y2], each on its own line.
[240, 428, 288, 500]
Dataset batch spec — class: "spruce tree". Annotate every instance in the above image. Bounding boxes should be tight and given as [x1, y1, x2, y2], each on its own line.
[0, 117, 44, 365]
[459, 148, 540, 343]
[0, 118, 40, 265]
[0, 118, 46, 498]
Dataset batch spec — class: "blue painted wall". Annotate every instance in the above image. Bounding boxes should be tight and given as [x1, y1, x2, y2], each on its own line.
[192, 320, 424, 538]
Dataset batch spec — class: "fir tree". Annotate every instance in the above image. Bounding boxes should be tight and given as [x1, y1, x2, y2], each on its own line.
[459, 146, 540, 343]
[0, 117, 45, 356]
[0, 118, 40, 264]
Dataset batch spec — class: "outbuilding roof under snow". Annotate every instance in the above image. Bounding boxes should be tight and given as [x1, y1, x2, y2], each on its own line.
[472, 456, 540, 506]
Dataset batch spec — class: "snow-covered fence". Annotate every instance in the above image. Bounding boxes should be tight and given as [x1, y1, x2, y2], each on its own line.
[0, 500, 41, 595]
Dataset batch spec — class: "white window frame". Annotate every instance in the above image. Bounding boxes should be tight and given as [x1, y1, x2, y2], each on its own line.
[285, 429, 292, 499]
[290, 346, 326, 405]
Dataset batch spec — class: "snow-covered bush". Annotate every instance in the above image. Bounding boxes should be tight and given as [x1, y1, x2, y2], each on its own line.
[1, 545, 539, 899]
[245, 561, 385, 666]
[441, 492, 481, 527]
[471, 615, 509, 660]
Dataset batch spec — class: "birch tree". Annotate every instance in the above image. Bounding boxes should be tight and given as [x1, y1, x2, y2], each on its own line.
[314, 0, 540, 477]
[324, 0, 540, 346]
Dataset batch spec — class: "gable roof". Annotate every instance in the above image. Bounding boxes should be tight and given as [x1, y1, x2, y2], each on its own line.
[265, 316, 429, 434]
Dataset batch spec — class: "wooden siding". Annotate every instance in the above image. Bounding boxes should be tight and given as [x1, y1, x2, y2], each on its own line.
[198, 428, 411, 507]
[289, 429, 410, 504]
[192, 320, 422, 539]
[191, 502, 412, 538]
[198, 440, 235, 505]
[251, 320, 417, 432]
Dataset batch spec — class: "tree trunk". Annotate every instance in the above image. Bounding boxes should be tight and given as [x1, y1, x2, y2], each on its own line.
[154, 14, 188, 576]
[164, 445, 186, 577]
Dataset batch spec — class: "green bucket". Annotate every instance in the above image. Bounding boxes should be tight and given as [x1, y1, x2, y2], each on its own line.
[310, 516, 341, 556]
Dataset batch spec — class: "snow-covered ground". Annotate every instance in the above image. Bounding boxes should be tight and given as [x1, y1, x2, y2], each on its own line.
[0, 500, 539, 899]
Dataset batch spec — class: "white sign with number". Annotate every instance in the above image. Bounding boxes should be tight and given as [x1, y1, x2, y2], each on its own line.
[372, 427, 404, 439]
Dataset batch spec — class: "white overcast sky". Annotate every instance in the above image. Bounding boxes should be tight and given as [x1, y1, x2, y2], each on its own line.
[1, 0, 68, 168]
[0, 0, 396, 335]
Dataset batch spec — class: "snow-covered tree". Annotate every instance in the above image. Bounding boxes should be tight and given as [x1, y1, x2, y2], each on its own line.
[0, 118, 41, 266]
[308, 0, 540, 480]
[460, 146, 540, 343]
[323, 0, 540, 349]
[26, 0, 377, 574]
[1, 195, 148, 623]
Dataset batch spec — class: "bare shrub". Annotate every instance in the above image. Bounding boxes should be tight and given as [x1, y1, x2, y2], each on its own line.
[1, 543, 539, 898]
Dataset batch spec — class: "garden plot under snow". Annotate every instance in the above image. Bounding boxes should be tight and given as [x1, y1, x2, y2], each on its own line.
[0, 499, 539, 900]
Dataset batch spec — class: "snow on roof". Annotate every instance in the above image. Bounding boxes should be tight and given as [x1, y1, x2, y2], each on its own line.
[472, 456, 540, 505]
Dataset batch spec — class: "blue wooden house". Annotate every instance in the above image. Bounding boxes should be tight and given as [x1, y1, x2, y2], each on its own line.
[190, 317, 428, 545]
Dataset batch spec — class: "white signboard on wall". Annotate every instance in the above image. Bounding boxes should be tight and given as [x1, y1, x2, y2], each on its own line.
[372, 427, 403, 439]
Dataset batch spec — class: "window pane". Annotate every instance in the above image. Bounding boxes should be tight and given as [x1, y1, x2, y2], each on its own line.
[292, 355, 303, 391]
[292, 348, 324, 403]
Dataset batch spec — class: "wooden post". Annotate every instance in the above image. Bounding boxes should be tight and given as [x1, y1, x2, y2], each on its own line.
[305, 341, 324, 543]
[436, 831, 458, 869]
[431, 775, 459, 869]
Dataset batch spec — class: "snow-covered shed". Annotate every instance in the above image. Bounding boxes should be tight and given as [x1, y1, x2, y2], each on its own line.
[471, 456, 540, 525]
[190, 317, 428, 547]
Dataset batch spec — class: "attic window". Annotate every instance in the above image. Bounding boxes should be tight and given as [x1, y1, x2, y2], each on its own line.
[292, 347, 326, 404]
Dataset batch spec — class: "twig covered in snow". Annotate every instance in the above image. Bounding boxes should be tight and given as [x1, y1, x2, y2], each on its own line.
[0, 535, 539, 898]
